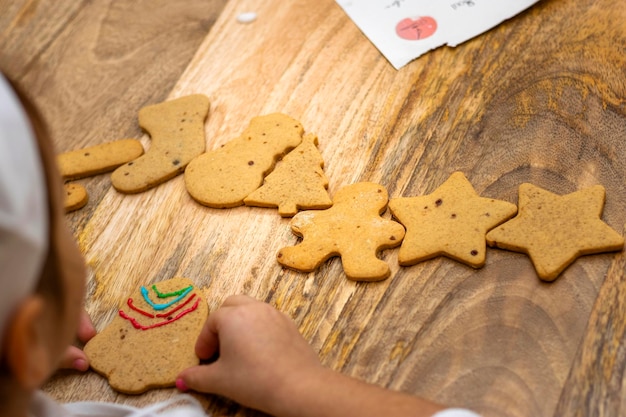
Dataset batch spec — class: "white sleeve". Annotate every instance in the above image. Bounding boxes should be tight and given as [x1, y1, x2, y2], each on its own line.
[64, 394, 208, 417]
[432, 408, 483, 417]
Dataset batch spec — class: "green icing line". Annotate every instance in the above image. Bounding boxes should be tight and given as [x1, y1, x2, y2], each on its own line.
[152, 284, 193, 299]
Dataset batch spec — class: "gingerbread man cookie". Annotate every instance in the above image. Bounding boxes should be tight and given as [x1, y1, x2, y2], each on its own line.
[277, 182, 405, 281]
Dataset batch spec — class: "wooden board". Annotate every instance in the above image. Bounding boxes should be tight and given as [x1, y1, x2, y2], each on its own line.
[2, 0, 626, 416]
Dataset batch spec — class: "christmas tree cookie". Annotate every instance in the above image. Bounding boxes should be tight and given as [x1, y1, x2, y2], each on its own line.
[244, 133, 333, 216]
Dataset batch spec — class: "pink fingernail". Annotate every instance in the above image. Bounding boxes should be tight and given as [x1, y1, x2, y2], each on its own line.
[74, 359, 88, 371]
[176, 378, 188, 392]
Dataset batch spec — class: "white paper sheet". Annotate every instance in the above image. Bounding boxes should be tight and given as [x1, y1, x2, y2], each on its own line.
[336, 0, 540, 69]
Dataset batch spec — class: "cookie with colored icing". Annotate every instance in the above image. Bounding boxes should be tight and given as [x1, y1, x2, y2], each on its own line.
[486, 183, 624, 281]
[84, 277, 208, 394]
[277, 182, 405, 281]
[184, 113, 304, 208]
[243, 133, 332, 216]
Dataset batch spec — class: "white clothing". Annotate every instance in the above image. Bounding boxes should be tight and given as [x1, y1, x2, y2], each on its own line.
[0, 74, 49, 355]
[29, 391, 208, 417]
[433, 408, 483, 417]
[29, 390, 481, 417]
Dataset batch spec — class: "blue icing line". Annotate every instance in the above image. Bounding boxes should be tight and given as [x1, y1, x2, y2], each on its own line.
[141, 286, 193, 310]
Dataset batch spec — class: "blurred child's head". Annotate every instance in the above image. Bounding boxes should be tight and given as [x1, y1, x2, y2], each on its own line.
[0, 74, 86, 403]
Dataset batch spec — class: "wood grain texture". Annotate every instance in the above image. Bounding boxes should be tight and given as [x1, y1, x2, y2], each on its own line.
[555, 250, 626, 417]
[2, 0, 625, 416]
[0, 0, 228, 232]
[0, 0, 85, 74]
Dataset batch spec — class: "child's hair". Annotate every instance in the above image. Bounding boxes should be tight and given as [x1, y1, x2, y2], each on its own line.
[0, 76, 67, 385]
[6, 76, 66, 313]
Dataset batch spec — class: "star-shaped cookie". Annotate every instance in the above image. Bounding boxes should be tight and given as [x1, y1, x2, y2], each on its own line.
[486, 183, 624, 281]
[388, 172, 517, 268]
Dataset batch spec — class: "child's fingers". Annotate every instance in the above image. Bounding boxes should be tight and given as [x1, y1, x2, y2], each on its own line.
[194, 294, 258, 359]
[58, 345, 89, 371]
[77, 308, 96, 343]
[194, 310, 222, 360]
[221, 294, 257, 307]
[176, 363, 222, 394]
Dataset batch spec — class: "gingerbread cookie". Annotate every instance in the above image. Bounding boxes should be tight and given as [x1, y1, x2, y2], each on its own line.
[277, 182, 405, 281]
[388, 172, 517, 268]
[111, 94, 210, 193]
[185, 113, 304, 208]
[486, 183, 624, 281]
[57, 139, 144, 180]
[84, 277, 209, 394]
[63, 183, 88, 212]
[244, 133, 332, 216]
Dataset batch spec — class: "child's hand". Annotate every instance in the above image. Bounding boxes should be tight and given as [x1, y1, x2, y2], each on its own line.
[58, 308, 96, 371]
[176, 295, 323, 413]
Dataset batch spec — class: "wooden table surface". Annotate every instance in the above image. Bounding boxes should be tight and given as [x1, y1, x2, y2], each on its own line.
[2, 1, 625, 416]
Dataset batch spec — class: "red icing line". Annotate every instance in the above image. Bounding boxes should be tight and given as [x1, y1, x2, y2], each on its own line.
[119, 297, 201, 330]
[156, 293, 196, 318]
[126, 293, 197, 319]
[127, 298, 155, 318]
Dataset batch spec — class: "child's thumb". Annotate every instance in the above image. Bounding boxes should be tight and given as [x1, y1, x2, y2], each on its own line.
[176, 363, 222, 394]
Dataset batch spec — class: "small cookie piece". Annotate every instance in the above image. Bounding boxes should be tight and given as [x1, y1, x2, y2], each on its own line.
[244, 133, 332, 216]
[84, 277, 209, 394]
[486, 183, 624, 281]
[57, 139, 144, 180]
[388, 172, 517, 268]
[111, 94, 210, 193]
[185, 113, 304, 208]
[277, 182, 405, 281]
[64, 183, 88, 212]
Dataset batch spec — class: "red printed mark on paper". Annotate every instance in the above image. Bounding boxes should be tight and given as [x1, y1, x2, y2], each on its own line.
[395, 16, 437, 40]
